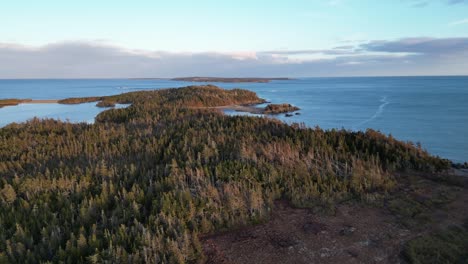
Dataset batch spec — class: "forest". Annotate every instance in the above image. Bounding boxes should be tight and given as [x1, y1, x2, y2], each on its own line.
[0, 85, 453, 263]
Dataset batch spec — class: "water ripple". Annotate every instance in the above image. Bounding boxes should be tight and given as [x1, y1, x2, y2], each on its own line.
[355, 96, 389, 129]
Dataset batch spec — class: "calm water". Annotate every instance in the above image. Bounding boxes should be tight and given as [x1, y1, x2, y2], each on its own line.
[0, 77, 467, 162]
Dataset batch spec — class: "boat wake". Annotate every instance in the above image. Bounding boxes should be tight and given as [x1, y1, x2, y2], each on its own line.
[355, 96, 389, 129]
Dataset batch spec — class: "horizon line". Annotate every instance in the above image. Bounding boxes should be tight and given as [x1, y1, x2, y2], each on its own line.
[1, 74, 468, 80]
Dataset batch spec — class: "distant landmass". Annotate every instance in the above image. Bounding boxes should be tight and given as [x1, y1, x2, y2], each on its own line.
[171, 77, 292, 83]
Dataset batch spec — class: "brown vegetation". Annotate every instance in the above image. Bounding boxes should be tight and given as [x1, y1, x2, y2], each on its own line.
[57, 97, 103, 104]
[0, 85, 453, 263]
[0, 99, 31, 108]
[95, 101, 116, 108]
[263, 103, 300, 114]
[202, 173, 468, 264]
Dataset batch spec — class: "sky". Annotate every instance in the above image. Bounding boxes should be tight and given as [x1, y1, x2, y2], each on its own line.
[1, 0, 468, 77]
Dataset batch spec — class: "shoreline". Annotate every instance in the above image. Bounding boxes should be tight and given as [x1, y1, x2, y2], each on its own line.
[1, 89, 466, 165]
[210, 104, 264, 114]
[190, 104, 263, 114]
[24, 99, 59, 104]
[197, 104, 301, 115]
[0, 99, 59, 108]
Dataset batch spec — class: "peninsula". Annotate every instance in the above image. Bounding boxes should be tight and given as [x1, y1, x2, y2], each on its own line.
[0, 85, 466, 264]
[0, 99, 58, 108]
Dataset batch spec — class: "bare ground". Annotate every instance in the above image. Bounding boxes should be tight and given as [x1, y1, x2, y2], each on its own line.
[202, 173, 468, 264]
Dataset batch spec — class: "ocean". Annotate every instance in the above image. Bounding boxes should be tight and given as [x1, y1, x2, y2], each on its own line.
[0, 77, 467, 163]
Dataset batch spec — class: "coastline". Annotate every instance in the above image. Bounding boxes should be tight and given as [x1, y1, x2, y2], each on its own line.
[24, 99, 59, 104]
[200, 104, 264, 114]
[195, 104, 299, 115]
[0, 99, 59, 108]
[0, 99, 90, 108]
[0, 79, 466, 163]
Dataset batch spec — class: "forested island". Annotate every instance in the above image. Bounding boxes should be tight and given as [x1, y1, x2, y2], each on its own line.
[0, 85, 467, 263]
[263, 103, 300, 114]
[171, 77, 291, 83]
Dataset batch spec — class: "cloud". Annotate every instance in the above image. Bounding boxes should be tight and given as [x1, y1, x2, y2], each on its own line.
[327, 0, 345, 6]
[0, 42, 289, 78]
[408, 0, 468, 7]
[450, 18, 468, 26]
[446, 0, 468, 4]
[0, 38, 467, 78]
[258, 47, 357, 56]
[360, 37, 468, 55]
[411, 1, 430, 7]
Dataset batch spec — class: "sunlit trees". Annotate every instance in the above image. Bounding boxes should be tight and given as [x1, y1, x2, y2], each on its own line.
[0, 85, 450, 263]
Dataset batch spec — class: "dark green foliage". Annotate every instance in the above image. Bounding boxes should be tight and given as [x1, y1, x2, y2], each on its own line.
[387, 196, 431, 227]
[402, 225, 468, 264]
[386, 175, 460, 228]
[0, 85, 450, 263]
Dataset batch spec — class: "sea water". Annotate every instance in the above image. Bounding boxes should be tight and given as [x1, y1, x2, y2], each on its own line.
[0, 77, 467, 162]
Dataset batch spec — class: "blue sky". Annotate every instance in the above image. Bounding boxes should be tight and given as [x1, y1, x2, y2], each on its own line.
[1, 0, 468, 77]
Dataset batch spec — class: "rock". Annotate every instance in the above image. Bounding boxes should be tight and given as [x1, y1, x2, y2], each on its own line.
[285, 113, 294, 117]
[276, 238, 296, 248]
[359, 240, 371, 247]
[359, 239, 383, 248]
[374, 256, 385, 262]
[270, 233, 298, 248]
[399, 229, 410, 237]
[302, 222, 327, 235]
[346, 250, 359, 258]
[235, 230, 257, 241]
[319, 248, 332, 258]
[339, 225, 356, 236]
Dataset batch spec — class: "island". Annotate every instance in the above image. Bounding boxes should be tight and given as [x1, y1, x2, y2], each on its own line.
[0, 85, 466, 264]
[263, 103, 300, 114]
[171, 76, 291, 83]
